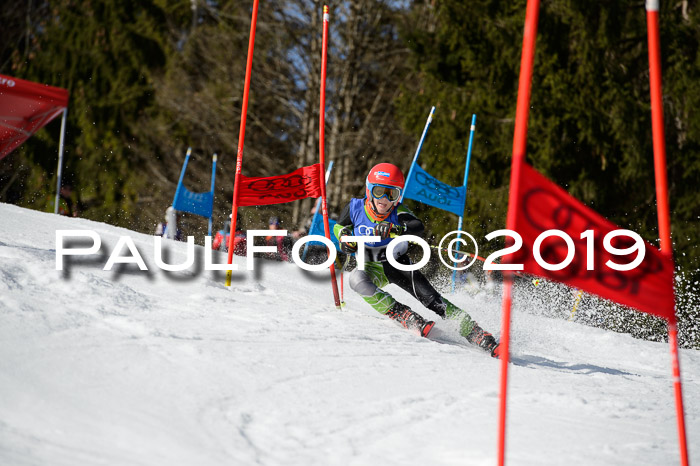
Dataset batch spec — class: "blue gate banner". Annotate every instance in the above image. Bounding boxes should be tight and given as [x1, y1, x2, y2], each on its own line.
[307, 215, 340, 250]
[403, 164, 466, 216]
[173, 187, 214, 218]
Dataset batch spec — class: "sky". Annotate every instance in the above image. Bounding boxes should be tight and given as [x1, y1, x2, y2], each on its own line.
[0, 202, 697, 465]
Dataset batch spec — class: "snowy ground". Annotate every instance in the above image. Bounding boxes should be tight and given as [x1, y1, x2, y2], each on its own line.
[0, 202, 697, 465]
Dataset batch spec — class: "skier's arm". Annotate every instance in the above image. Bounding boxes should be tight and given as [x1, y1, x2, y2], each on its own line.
[395, 204, 425, 237]
[333, 202, 353, 241]
[333, 202, 357, 253]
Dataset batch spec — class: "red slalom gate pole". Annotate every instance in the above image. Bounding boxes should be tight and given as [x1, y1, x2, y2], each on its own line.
[499, 0, 540, 465]
[319, 5, 341, 309]
[226, 0, 260, 287]
[646, 2, 689, 464]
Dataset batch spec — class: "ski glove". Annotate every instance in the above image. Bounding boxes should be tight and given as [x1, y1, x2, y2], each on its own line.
[338, 227, 358, 254]
[340, 241, 358, 254]
[375, 222, 405, 240]
[374, 222, 394, 240]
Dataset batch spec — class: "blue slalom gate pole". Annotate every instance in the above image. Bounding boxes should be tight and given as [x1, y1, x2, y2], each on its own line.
[302, 160, 335, 261]
[208, 153, 218, 236]
[172, 147, 192, 208]
[401, 106, 435, 202]
[452, 114, 476, 293]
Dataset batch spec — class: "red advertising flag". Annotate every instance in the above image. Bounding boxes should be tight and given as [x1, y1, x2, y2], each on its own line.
[508, 162, 675, 321]
[237, 163, 323, 206]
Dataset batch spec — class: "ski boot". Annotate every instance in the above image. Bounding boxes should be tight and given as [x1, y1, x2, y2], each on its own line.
[466, 324, 500, 358]
[386, 302, 435, 337]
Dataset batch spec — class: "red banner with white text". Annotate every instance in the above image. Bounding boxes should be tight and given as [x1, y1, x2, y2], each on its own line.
[237, 163, 323, 206]
[508, 162, 675, 321]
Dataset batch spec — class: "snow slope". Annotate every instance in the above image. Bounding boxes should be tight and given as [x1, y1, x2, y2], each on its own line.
[0, 203, 697, 465]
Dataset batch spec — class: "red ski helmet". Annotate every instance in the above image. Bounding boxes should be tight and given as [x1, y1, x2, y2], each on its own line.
[365, 163, 405, 206]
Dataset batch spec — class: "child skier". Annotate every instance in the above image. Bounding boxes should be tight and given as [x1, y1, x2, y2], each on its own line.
[334, 163, 500, 358]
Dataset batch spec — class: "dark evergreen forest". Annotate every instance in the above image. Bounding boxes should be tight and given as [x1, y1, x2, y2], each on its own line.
[1, 1, 698, 290]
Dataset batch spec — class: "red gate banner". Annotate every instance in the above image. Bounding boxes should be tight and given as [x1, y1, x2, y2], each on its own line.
[508, 162, 675, 321]
[237, 163, 323, 206]
[0, 74, 69, 159]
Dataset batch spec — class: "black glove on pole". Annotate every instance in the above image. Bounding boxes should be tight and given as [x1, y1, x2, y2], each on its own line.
[374, 221, 394, 240]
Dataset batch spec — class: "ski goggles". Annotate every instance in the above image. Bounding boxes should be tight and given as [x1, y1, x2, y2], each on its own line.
[369, 184, 402, 202]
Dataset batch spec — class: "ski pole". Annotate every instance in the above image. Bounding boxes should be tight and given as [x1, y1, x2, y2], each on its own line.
[388, 230, 487, 263]
[427, 243, 487, 263]
[339, 253, 350, 307]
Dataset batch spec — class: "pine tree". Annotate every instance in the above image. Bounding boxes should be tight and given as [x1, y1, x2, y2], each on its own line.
[2, 0, 174, 226]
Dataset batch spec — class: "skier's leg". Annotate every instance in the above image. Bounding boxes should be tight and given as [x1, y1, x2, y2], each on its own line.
[427, 296, 498, 354]
[348, 261, 394, 314]
[384, 255, 499, 356]
[381, 255, 444, 310]
[348, 262, 434, 337]
[429, 295, 499, 356]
